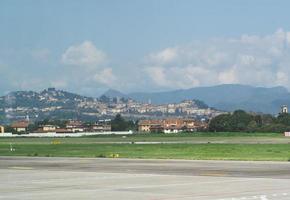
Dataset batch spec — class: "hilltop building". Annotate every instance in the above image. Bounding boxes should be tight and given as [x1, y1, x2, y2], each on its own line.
[138, 118, 207, 133]
[281, 105, 288, 114]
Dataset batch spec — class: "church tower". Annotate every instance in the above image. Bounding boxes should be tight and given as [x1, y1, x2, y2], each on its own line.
[281, 105, 288, 114]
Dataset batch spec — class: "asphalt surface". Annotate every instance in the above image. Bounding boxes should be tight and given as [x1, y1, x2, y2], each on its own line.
[1, 157, 290, 200]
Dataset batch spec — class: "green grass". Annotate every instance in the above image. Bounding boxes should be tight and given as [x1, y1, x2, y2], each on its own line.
[0, 132, 289, 161]
[0, 143, 290, 161]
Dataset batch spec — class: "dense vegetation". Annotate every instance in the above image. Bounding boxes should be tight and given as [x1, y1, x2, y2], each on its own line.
[209, 110, 290, 133]
[111, 114, 137, 131]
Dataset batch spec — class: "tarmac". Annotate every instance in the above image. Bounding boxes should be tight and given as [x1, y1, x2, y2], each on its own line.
[0, 156, 290, 200]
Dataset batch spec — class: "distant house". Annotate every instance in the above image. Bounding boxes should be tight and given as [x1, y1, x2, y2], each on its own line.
[0, 125, 4, 133]
[66, 120, 84, 133]
[138, 120, 162, 133]
[11, 120, 29, 133]
[138, 118, 208, 133]
[36, 125, 58, 133]
[92, 119, 112, 132]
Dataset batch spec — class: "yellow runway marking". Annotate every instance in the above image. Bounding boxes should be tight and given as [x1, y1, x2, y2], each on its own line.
[9, 166, 34, 170]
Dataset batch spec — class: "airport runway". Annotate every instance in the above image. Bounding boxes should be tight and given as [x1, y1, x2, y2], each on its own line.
[0, 157, 290, 200]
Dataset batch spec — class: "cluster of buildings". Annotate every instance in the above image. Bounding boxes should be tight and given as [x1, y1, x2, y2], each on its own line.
[1, 117, 209, 134]
[0, 88, 224, 123]
[98, 99, 221, 118]
[4, 119, 111, 134]
[138, 118, 208, 133]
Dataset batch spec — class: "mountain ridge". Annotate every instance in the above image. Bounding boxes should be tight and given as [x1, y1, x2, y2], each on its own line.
[101, 84, 290, 114]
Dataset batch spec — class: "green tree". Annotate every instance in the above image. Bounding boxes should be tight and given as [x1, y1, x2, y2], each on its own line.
[209, 110, 256, 132]
[247, 120, 258, 132]
[276, 113, 290, 126]
[111, 114, 128, 131]
[209, 114, 231, 132]
[4, 126, 17, 134]
[261, 114, 275, 125]
[229, 110, 253, 131]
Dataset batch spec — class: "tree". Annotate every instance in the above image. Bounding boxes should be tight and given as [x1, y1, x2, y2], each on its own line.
[276, 113, 290, 126]
[111, 114, 138, 131]
[4, 126, 17, 134]
[229, 110, 253, 131]
[111, 114, 128, 131]
[261, 114, 275, 125]
[209, 110, 290, 133]
[209, 114, 231, 132]
[209, 110, 255, 132]
[246, 120, 258, 132]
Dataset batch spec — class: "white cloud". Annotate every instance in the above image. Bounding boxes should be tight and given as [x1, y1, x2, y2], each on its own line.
[3, 30, 290, 96]
[276, 71, 289, 86]
[147, 48, 178, 64]
[144, 65, 211, 89]
[144, 66, 169, 87]
[94, 68, 117, 87]
[61, 41, 106, 69]
[218, 67, 238, 84]
[144, 29, 290, 90]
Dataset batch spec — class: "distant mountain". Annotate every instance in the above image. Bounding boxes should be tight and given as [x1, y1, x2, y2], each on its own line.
[102, 84, 290, 114]
[102, 89, 128, 98]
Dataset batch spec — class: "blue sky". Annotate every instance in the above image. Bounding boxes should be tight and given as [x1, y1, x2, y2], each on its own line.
[1, 0, 290, 96]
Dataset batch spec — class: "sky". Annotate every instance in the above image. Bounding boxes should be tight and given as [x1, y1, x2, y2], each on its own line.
[1, 0, 290, 97]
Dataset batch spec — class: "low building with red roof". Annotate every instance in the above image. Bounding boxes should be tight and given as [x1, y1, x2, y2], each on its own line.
[11, 120, 29, 133]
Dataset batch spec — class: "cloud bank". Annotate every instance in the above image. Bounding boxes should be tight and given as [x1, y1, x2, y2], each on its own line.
[61, 41, 107, 69]
[1, 29, 290, 96]
[144, 29, 290, 90]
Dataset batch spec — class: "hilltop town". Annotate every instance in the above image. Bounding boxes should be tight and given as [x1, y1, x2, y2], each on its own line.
[0, 88, 224, 124]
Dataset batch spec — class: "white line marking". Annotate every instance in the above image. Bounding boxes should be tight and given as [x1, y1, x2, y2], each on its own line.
[218, 192, 289, 200]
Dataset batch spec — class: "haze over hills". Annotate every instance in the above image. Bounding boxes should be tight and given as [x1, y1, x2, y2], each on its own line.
[103, 84, 290, 114]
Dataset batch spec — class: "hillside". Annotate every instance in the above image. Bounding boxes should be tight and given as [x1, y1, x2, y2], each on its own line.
[0, 88, 217, 124]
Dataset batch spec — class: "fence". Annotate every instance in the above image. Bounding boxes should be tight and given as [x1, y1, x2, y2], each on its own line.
[0, 131, 133, 137]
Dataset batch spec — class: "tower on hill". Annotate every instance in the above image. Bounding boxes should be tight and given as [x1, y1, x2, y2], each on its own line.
[281, 105, 288, 114]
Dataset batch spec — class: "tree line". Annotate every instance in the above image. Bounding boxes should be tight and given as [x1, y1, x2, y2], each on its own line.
[209, 110, 290, 133]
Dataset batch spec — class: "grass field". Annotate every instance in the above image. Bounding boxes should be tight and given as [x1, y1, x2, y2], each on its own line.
[0, 143, 290, 161]
[0, 132, 290, 161]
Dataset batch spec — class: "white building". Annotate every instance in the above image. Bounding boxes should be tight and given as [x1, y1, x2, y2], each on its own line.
[281, 105, 288, 114]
